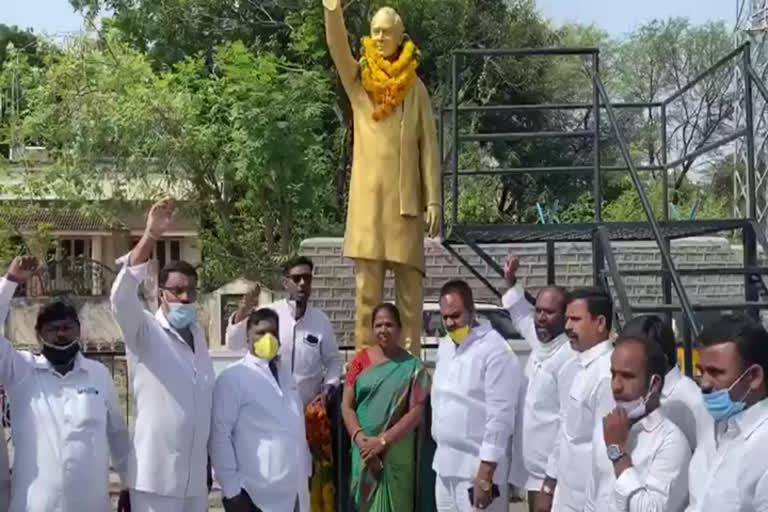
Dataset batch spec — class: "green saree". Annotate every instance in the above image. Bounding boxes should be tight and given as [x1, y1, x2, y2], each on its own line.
[349, 353, 430, 512]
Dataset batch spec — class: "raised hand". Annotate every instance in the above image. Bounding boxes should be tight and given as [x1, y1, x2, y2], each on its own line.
[504, 254, 520, 287]
[145, 197, 177, 240]
[6, 256, 40, 285]
[234, 284, 261, 324]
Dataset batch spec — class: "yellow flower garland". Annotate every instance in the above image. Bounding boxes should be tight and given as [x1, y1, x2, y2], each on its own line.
[360, 36, 421, 121]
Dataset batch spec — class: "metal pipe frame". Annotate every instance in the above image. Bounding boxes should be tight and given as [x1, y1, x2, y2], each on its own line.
[617, 266, 768, 276]
[748, 63, 768, 104]
[460, 130, 592, 142]
[451, 54, 459, 226]
[660, 103, 672, 326]
[664, 130, 748, 170]
[442, 101, 663, 113]
[591, 67, 702, 339]
[664, 43, 750, 106]
[632, 302, 768, 312]
[592, 53, 604, 287]
[453, 47, 598, 57]
[442, 242, 502, 299]
[597, 226, 633, 323]
[446, 164, 665, 176]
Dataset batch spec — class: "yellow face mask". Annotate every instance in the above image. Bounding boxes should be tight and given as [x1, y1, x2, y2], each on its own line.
[252, 333, 279, 360]
[446, 323, 471, 344]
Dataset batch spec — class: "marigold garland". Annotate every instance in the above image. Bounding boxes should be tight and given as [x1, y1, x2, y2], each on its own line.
[306, 400, 335, 512]
[360, 36, 421, 121]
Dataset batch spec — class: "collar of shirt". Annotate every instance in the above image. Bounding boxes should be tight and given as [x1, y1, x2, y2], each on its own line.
[535, 332, 569, 362]
[31, 351, 88, 375]
[719, 398, 768, 441]
[635, 407, 664, 433]
[662, 366, 683, 399]
[577, 339, 611, 367]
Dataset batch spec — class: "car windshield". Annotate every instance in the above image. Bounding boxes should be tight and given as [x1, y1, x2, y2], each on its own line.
[423, 308, 521, 339]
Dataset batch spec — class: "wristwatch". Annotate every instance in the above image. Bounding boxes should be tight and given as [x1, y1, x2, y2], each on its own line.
[606, 444, 626, 462]
[477, 478, 493, 493]
[541, 483, 554, 496]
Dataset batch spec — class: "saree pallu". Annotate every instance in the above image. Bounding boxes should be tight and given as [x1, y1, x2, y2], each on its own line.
[349, 355, 431, 512]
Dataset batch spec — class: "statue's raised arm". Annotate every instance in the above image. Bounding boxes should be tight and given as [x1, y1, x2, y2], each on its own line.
[323, 0, 359, 92]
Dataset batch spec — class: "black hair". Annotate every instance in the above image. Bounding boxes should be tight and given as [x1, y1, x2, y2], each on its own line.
[282, 256, 314, 276]
[569, 286, 613, 332]
[614, 334, 668, 390]
[439, 279, 475, 312]
[247, 308, 280, 332]
[159, 260, 198, 287]
[538, 286, 572, 314]
[620, 315, 677, 372]
[35, 301, 80, 332]
[371, 303, 402, 328]
[699, 314, 768, 379]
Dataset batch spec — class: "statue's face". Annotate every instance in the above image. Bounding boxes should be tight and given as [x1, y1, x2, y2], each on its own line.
[370, 7, 404, 59]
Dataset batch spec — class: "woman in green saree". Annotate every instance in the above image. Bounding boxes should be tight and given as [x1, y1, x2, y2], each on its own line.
[341, 303, 431, 512]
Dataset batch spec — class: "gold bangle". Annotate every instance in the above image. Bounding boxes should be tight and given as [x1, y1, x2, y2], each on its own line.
[352, 428, 364, 442]
[379, 436, 387, 447]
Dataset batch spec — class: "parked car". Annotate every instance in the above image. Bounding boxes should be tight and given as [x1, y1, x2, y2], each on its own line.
[420, 301, 530, 368]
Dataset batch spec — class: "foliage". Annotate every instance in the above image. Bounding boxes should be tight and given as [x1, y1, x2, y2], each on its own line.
[6, 33, 336, 290]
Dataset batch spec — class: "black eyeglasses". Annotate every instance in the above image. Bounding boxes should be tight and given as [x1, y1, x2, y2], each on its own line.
[160, 286, 199, 300]
[287, 273, 312, 284]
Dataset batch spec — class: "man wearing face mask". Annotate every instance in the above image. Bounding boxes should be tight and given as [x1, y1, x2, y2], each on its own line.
[619, 315, 710, 451]
[110, 198, 215, 512]
[432, 279, 522, 512]
[584, 332, 691, 511]
[225, 256, 342, 409]
[501, 254, 577, 512]
[548, 287, 614, 512]
[211, 308, 311, 512]
[685, 315, 768, 511]
[0, 255, 133, 512]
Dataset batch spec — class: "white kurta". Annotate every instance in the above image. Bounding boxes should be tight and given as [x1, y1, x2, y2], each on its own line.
[226, 299, 343, 407]
[686, 399, 768, 511]
[0, 277, 132, 512]
[585, 408, 691, 512]
[502, 285, 577, 490]
[110, 255, 215, 499]
[431, 323, 521, 485]
[209, 353, 311, 512]
[552, 340, 614, 512]
[659, 366, 711, 451]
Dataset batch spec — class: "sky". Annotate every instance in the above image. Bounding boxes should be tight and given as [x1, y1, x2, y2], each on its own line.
[2, 0, 741, 37]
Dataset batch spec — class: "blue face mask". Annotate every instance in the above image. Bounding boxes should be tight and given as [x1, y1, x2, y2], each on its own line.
[702, 366, 755, 422]
[166, 302, 197, 329]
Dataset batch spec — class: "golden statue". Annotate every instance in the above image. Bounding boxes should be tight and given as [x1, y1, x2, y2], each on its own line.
[323, 0, 441, 354]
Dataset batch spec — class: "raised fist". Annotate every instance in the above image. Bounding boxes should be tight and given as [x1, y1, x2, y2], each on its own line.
[6, 256, 40, 284]
[145, 197, 176, 239]
[504, 254, 520, 286]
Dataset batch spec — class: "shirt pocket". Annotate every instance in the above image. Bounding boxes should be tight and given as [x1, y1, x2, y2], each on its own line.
[564, 374, 593, 443]
[70, 389, 107, 431]
[294, 332, 323, 377]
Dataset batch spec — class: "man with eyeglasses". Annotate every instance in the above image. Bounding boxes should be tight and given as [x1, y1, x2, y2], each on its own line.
[111, 198, 215, 512]
[226, 256, 342, 409]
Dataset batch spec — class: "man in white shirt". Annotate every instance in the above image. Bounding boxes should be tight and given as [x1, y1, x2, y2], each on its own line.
[619, 315, 710, 450]
[210, 307, 310, 512]
[686, 314, 768, 511]
[0, 255, 132, 512]
[501, 255, 577, 512]
[584, 329, 691, 512]
[110, 198, 215, 512]
[548, 287, 615, 512]
[432, 279, 522, 512]
[226, 256, 342, 408]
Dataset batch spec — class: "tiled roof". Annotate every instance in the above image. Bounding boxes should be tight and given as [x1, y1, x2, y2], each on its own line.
[1, 202, 198, 233]
[2, 206, 113, 232]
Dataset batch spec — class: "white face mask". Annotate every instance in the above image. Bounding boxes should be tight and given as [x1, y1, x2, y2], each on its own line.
[616, 374, 661, 420]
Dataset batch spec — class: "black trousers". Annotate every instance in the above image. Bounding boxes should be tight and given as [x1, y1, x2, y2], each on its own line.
[222, 489, 299, 512]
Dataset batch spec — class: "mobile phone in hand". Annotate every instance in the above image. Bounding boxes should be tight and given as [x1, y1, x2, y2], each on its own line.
[467, 484, 500, 504]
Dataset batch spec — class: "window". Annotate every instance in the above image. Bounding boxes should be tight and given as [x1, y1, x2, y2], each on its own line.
[129, 238, 182, 269]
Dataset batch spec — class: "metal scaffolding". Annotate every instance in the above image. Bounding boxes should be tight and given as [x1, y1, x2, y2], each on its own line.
[735, 0, 768, 226]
